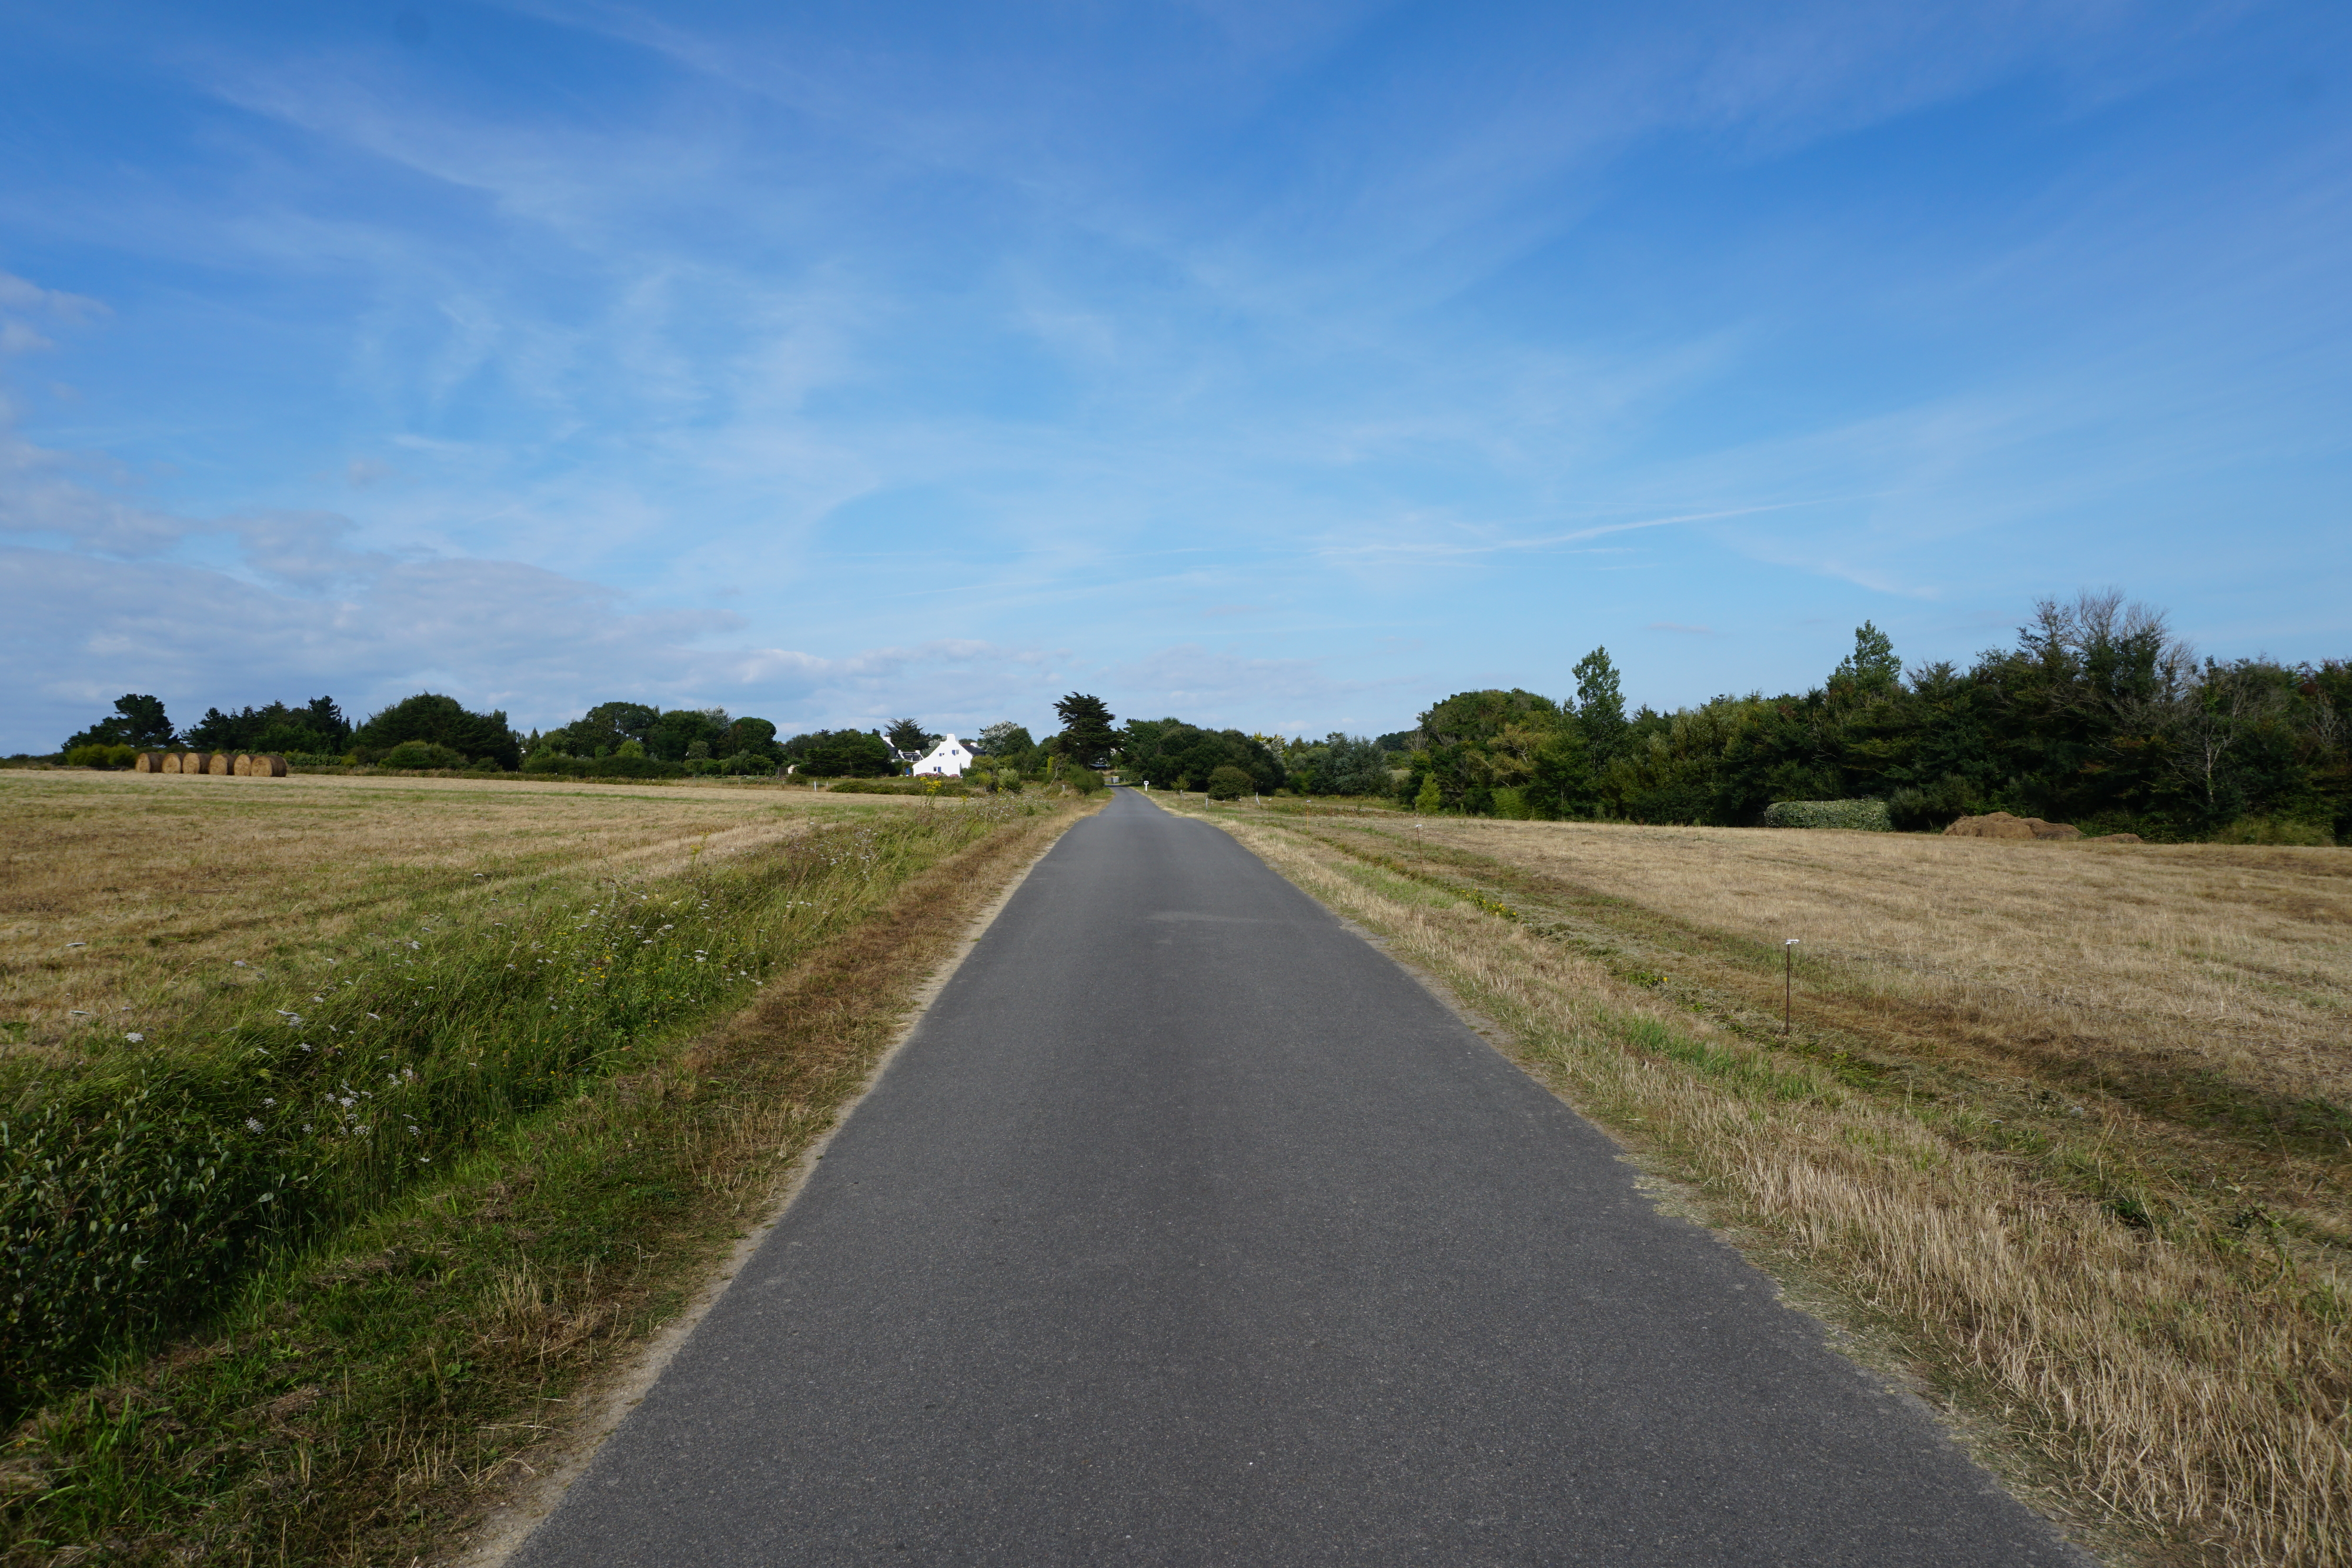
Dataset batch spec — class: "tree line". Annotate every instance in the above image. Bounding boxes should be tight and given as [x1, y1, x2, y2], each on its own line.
[1385, 594, 2349, 842]
[43, 591, 2346, 840]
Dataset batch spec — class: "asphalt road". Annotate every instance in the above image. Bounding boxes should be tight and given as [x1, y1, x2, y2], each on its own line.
[512, 789, 2082, 1566]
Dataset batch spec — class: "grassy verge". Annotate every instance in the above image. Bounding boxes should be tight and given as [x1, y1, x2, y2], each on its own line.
[0, 793, 1089, 1564]
[1171, 797, 2350, 1568]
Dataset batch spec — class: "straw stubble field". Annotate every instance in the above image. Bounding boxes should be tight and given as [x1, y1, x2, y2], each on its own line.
[1179, 798, 2351, 1568]
[2, 770, 931, 1053]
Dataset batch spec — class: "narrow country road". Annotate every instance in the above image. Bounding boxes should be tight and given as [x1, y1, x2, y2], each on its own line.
[512, 790, 2080, 1566]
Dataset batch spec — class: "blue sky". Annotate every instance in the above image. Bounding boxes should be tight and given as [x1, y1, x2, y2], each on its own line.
[3, 0, 2347, 750]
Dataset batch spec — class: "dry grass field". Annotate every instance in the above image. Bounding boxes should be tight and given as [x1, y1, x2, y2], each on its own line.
[0, 770, 928, 1062]
[1187, 800, 2352, 1567]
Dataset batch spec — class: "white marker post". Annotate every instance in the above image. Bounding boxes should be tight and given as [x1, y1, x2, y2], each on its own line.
[1784, 939, 1800, 1034]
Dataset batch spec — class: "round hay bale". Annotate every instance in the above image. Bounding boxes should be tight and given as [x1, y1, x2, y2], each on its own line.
[232, 753, 252, 776]
[135, 751, 161, 773]
[159, 753, 181, 773]
[258, 754, 288, 777]
[206, 753, 235, 776]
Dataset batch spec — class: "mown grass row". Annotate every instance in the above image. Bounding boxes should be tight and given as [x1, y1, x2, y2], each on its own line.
[0, 804, 1028, 1422]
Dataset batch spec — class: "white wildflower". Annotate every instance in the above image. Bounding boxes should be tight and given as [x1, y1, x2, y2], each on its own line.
[245, 1117, 264, 1132]
[124, 1031, 144, 1042]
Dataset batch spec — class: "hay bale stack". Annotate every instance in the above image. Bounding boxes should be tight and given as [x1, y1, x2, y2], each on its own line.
[206, 753, 235, 776]
[1944, 811, 2080, 840]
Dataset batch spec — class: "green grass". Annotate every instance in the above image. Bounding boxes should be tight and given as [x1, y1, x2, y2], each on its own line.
[0, 799, 1048, 1425]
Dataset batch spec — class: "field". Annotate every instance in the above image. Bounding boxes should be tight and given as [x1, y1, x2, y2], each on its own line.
[1, 770, 1089, 1564]
[1179, 798, 2351, 1568]
[2, 770, 934, 1055]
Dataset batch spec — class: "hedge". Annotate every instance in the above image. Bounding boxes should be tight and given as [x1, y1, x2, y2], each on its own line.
[1761, 798, 1893, 831]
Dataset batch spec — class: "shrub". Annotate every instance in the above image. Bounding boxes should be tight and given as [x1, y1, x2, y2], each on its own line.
[61, 744, 138, 770]
[2209, 816, 2336, 847]
[1206, 765, 1252, 800]
[1762, 798, 1894, 831]
[382, 740, 465, 770]
[825, 778, 968, 796]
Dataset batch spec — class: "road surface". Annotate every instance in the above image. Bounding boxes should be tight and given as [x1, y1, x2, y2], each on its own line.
[512, 789, 2080, 1566]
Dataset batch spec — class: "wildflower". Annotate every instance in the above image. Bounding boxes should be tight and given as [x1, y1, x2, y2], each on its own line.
[124, 1031, 144, 1042]
[245, 1117, 264, 1132]
[263, 1097, 276, 1106]
[302, 1124, 312, 1134]
[234, 961, 247, 967]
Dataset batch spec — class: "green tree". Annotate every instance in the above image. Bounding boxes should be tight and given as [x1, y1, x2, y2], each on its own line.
[1414, 775, 1442, 813]
[977, 721, 1034, 757]
[779, 729, 896, 777]
[1051, 694, 1118, 768]
[1572, 648, 1627, 762]
[1833, 621, 1903, 694]
[1529, 726, 1600, 818]
[351, 694, 521, 769]
[649, 707, 730, 763]
[62, 694, 175, 752]
[727, 717, 781, 760]
[885, 717, 940, 755]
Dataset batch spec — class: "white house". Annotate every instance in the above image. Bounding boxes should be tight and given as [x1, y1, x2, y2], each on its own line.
[911, 734, 975, 777]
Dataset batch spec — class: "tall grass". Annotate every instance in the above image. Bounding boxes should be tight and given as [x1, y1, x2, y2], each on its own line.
[1, 805, 1033, 1420]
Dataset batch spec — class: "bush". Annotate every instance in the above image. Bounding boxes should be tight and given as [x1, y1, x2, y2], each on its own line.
[2210, 816, 2336, 847]
[61, 744, 138, 770]
[1206, 765, 1252, 801]
[1762, 798, 1894, 831]
[382, 741, 465, 770]
[824, 778, 968, 796]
